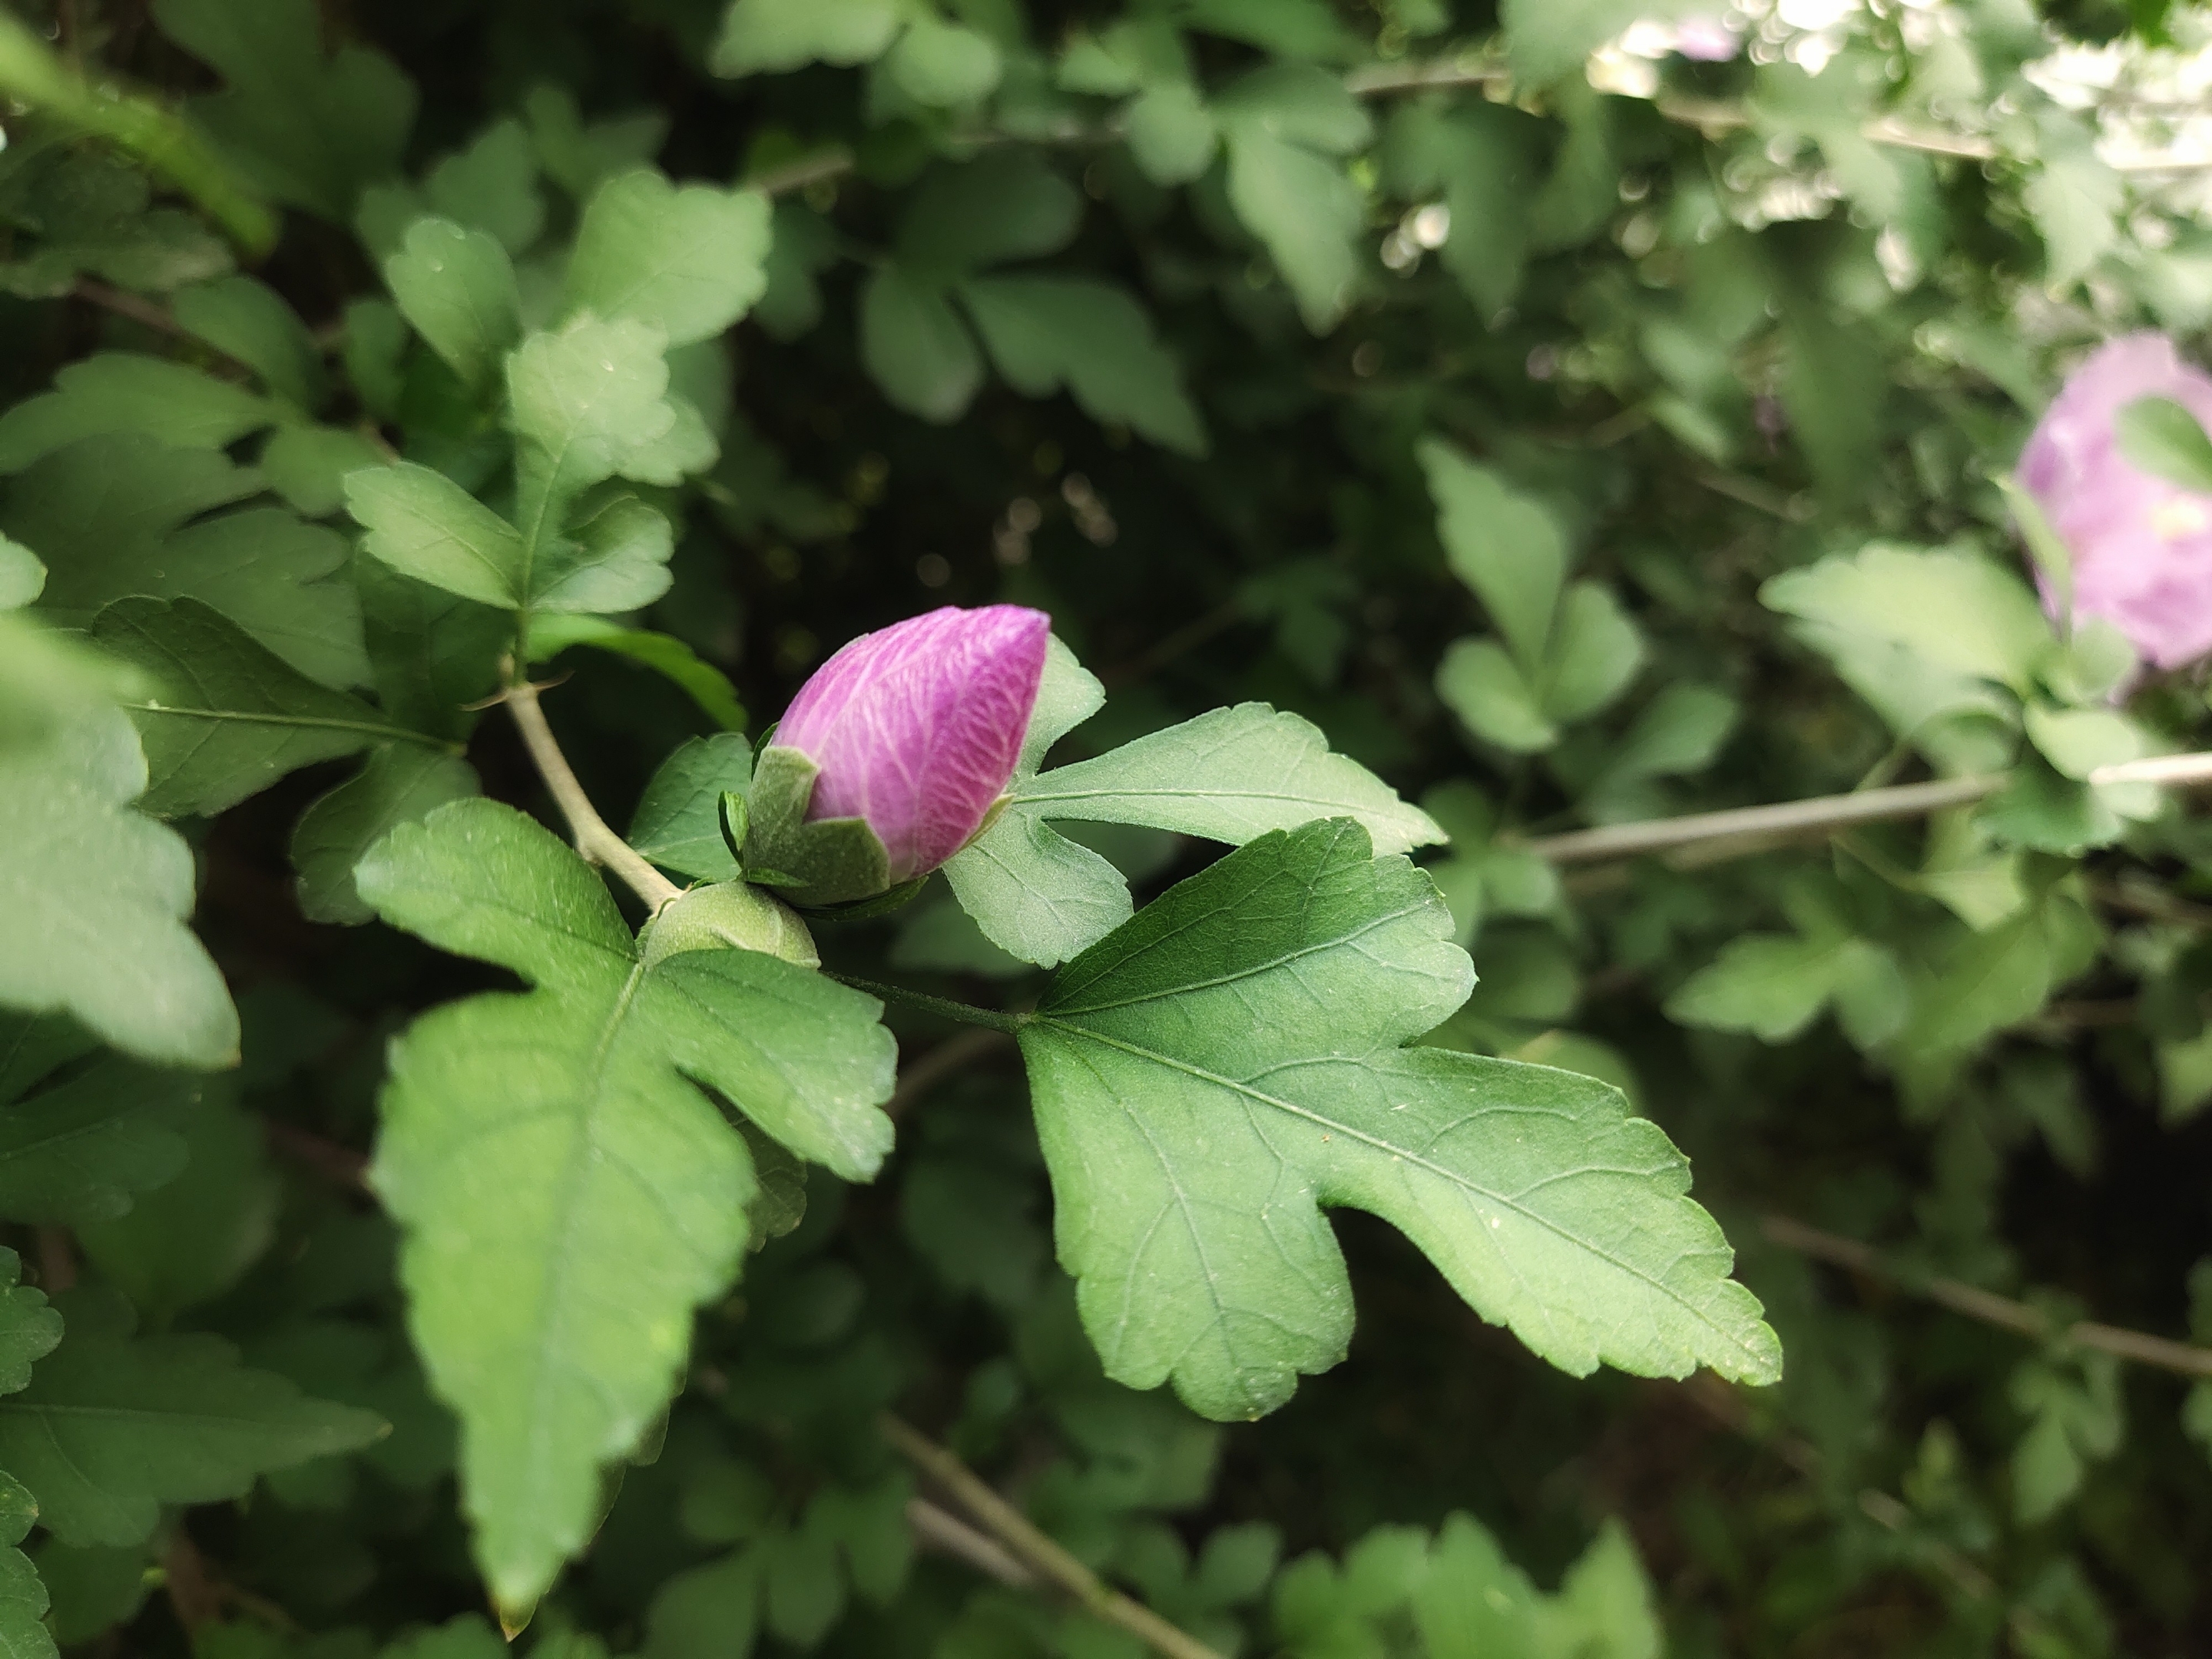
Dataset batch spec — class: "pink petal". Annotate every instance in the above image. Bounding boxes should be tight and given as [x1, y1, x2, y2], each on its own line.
[777, 605, 1052, 879]
[2019, 333, 2212, 668]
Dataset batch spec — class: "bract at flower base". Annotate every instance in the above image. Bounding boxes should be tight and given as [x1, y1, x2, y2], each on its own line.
[741, 743, 896, 908]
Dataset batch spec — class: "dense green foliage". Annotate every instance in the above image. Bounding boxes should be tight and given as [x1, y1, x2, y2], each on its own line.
[2, 0, 2210, 1655]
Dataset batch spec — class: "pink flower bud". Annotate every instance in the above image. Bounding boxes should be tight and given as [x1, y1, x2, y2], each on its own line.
[2018, 333, 2212, 669]
[773, 604, 1051, 881]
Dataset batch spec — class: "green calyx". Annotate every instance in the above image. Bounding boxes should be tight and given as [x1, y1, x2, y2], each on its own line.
[738, 745, 894, 907]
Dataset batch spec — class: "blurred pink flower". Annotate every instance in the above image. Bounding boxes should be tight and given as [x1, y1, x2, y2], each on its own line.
[773, 604, 1051, 880]
[2018, 333, 2212, 669]
[1674, 17, 1741, 61]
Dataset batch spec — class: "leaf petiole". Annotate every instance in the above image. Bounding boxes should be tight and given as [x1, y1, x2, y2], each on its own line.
[826, 974, 1027, 1035]
[501, 674, 684, 912]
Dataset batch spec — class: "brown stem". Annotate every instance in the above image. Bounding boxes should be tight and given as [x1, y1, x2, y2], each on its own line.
[2088, 875, 2212, 930]
[1343, 55, 1503, 94]
[74, 277, 188, 338]
[1760, 1214, 2212, 1381]
[750, 147, 856, 197]
[502, 677, 683, 912]
[72, 279, 267, 385]
[161, 1529, 224, 1633]
[34, 1227, 75, 1294]
[907, 1498, 1035, 1587]
[1520, 749, 2212, 867]
[263, 1119, 370, 1189]
[879, 1414, 1227, 1659]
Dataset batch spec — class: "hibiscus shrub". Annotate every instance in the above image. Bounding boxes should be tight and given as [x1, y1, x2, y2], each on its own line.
[3, 0, 2212, 1656]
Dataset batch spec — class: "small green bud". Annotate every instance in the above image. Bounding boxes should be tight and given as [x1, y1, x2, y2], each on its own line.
[641, 881, 819, 969]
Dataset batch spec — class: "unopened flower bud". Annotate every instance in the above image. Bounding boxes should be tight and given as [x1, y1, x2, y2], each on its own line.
[769, 604, 1051, 885]
[2018, 333, 2212, 669]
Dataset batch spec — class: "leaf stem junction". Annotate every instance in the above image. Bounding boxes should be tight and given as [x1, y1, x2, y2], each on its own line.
[501, 673, 683, 912]
[829, 975, 1027, 1035]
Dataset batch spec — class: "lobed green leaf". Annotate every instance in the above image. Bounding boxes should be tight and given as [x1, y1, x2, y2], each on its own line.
[357, 799, 894, 1606]
[1022, 820, 1780, 1419]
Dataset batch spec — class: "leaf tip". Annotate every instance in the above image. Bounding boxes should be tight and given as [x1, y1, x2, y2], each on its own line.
[1726, 1320, 1786, 1389]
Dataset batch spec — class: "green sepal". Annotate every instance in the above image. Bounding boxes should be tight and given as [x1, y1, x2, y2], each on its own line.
[718, 790, 750, 866]
[641, 882, 820, 969]
[740, 745, 892, 906]
[794, 876, 930, 924]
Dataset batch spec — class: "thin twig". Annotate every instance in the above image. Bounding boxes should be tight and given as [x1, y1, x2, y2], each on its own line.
[887, 1028, 1013, 1118]
[1656, 94, 2001, 161]
[34, 1227, 75, 1294]
[1521, 749, 2212, 866]
[2088, 875, 2212, 930]
[1692, 469, 1816, 522]
[73, 277, 189, 338]
[1343, 56, 1503, 94]
[262, 1119, 370, 1188]
[879, 1414, 1227, 1659]
[2038, 997, 2140, 1029]
[161, 1529, 224, 1633]
[750, 147, 857, 197]
[1526, 776, 1995, 864]
[907, 1498, 1035, 1587]
[1761, 1214, 2212, 1382]
[502, 678, 683, 912]
[740, 53, 2020, 216]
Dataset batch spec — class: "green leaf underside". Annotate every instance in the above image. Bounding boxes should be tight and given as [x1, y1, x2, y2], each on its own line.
[291, 746, 482, 926]
[1013, 704, 1442, 853]
[0, 1326, 384, 1547]
[0, 1524, 50, 1659]
[949, 698, 1445, 967]
[1762, 542, 2053, 697]
[0, 1253, 61, 1399]
[564, 170, 772, 346]
[2, 433, 368, 690]
[0, 355, 275, 474]
[943, 813, 1132, 969]
[630, 733, 755, 882]
[0, 683, 237, 1070]
[0, 1019, 196, 1224]
[1020, 820, 1780, 1420]
[91, 597, 445, 819]
[0, 1250, 55, 1659]
[959, 275, 1205, 455]
[385, 218, 521, 388]
[356, 799, 894, 1605]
